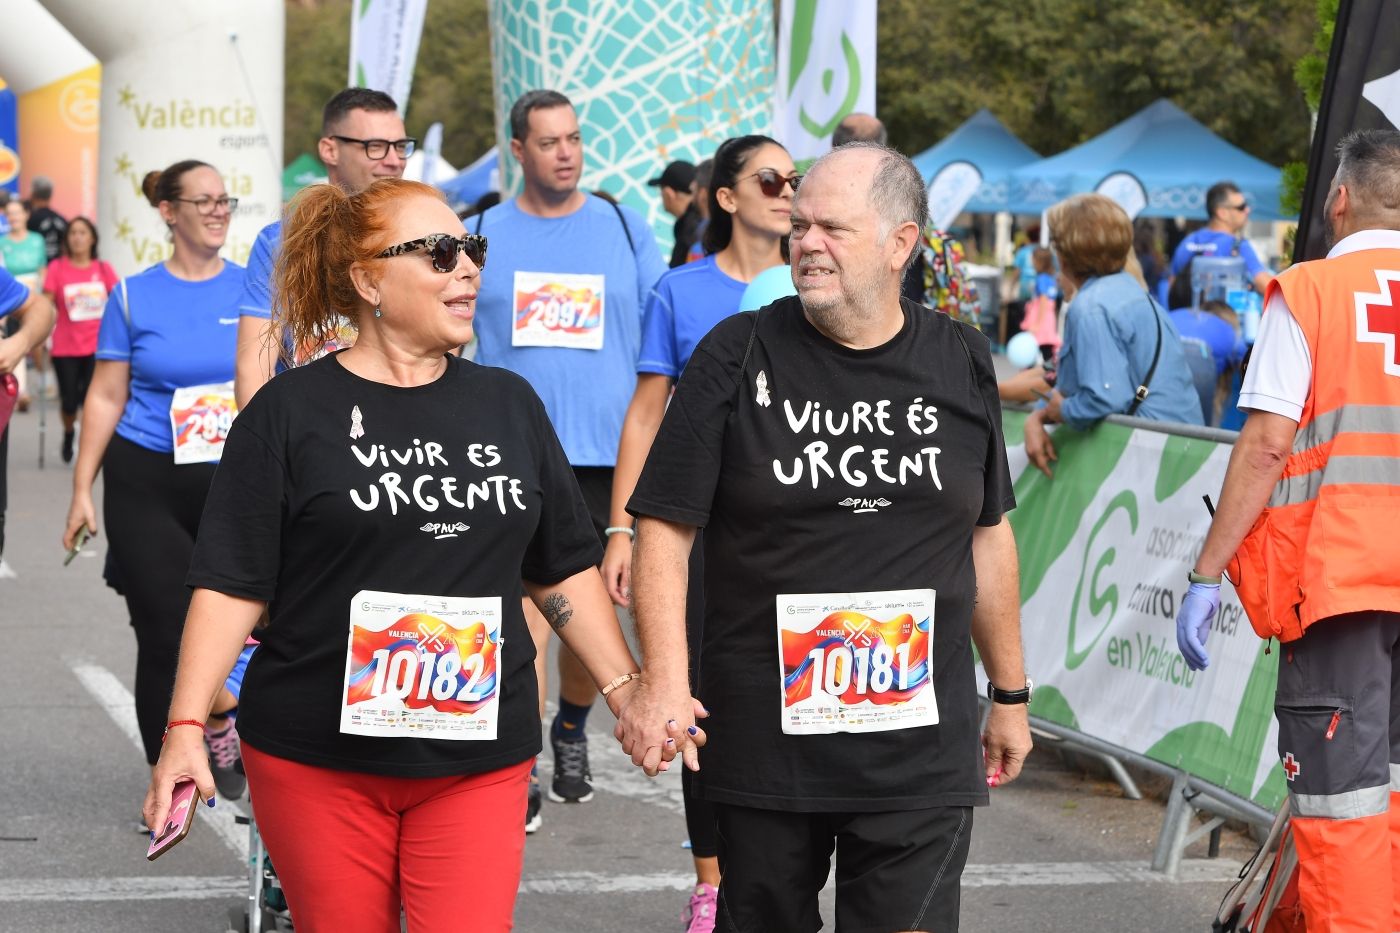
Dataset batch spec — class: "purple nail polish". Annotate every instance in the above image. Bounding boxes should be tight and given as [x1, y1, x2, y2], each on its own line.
[667, 720, 677, 728]
[665, 738, 676, 745]
[207, 797, 216, 808]
[687, 726, 698, 736]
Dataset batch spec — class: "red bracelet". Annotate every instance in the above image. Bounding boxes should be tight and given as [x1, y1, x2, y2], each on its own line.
[161, 719, 205, 743]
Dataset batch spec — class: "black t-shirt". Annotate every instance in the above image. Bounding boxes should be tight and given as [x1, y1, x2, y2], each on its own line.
[670, 204, 703, 268]
[28, 208, 67, 263]
[629, 297, 1014, 812]
[187, 353, 601, 777]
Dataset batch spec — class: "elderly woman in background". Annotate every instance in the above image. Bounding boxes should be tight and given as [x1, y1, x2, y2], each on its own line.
[1024, 194, 1201, 477]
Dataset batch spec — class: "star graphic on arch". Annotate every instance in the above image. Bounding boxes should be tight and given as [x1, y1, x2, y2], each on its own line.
[115, 219, 133, 241]
[118, 85, 136, 108]
[115, 154, 132, 176]
[1356, 271, 1400, 376]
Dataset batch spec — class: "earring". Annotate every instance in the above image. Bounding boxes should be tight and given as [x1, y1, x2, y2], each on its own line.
[373, 306, 383, 319]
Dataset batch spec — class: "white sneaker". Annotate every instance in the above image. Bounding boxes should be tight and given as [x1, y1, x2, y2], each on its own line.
[0, 560, 17, 579]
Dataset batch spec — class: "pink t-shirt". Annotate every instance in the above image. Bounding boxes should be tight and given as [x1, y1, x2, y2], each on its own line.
[43, 257, 119, 358]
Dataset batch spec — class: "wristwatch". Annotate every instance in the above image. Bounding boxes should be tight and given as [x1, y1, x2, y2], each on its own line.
[986, 678, 1034, 705]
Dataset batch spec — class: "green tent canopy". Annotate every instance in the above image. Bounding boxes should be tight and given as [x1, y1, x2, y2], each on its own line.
[282, 153, 328, 201]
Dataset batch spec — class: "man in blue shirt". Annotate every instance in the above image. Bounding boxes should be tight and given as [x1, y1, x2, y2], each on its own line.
[234, 88, 409, 407]
[1168, 181, 1273, 295]
[0, 267, 55, 570]
[472, 90, 667, 826]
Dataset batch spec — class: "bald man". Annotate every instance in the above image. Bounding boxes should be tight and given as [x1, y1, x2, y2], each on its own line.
[832, 112, 888, 148]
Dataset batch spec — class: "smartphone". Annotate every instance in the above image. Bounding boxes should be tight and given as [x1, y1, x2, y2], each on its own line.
[146, 780, 200, 861]
[63, 525, 92, 567]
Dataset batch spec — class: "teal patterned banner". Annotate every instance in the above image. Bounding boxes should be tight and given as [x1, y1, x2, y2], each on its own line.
[487, 0, 775, 243]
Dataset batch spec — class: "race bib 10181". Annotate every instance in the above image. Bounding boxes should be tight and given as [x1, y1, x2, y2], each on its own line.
[776, 589, 937, 735]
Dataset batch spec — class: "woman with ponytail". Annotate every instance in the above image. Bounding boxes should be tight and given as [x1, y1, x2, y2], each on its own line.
[601, 133, 796, 932]
[61, 159, 244, 782]
[142, 178, 658, 932]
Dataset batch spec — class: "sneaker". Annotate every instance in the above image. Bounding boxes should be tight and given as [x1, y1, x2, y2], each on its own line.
[682, 883, 718, 933]
[525, 772, 542, 834]
[61, 430, 74, 464]
[548, 731, 594, 803]
[205, 719, 246, 799]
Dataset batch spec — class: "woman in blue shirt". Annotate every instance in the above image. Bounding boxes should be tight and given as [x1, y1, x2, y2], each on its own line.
[1024, 194, 1201, 477]
[61, 160, 245, 770]
[602, 134, 795, 932]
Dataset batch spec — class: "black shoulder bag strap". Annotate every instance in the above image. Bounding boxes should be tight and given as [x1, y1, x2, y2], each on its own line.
[474, 195, 636, 255]
[1126, 291, 1164, 417]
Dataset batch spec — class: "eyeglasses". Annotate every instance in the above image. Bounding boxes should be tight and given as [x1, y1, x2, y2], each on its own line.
[174, 196, 238, 215]
[378, 233, 487, 273]
[742, 169, 802, 198]
[1226, 200, 1250, 212]
[331, 136, 418, 160]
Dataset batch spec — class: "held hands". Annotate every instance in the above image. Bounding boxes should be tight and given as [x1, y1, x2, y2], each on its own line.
[1177, 581, 1220, 671]
[143, 726, 218, 835]
[611, 678, 708, 777]
[983, 703, 1032, 788]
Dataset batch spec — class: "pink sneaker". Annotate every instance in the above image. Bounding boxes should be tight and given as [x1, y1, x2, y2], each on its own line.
[682, 883, 717, 933]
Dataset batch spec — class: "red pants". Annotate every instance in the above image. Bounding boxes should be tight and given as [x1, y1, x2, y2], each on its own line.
[242, 744, 531, 933]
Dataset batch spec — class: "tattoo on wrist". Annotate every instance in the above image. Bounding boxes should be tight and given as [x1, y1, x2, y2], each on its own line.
[541, 593, 574, 631]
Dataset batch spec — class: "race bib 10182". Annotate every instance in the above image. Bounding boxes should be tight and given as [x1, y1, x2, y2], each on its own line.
[776, 589, 937, 735]
[340, 591, 503, 741]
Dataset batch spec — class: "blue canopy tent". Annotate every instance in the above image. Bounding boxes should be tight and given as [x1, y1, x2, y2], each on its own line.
[438, 147, 500, 208]
[911, 109, 1041, 214]
[1006, 99, 1287, 220]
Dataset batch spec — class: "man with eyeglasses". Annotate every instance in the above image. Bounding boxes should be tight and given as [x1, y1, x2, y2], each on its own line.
[234, 87, 411, 407]
[470, 89, 667, 832]
[1168, 180, 1274, 295]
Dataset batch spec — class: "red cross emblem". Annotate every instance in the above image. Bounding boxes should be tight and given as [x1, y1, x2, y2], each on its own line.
[1355, 271, 1400, 377]
[1282, 752, 1301, 782]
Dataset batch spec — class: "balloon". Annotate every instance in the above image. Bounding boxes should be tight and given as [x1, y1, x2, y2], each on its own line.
[739, 264, 798, 312]
[1006, 332, 1041, 369]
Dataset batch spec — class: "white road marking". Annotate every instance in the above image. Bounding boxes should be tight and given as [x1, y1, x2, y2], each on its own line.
[69, 661, 250, 861]
[0, 857, 1246, 904]
[0, 876, 247, 903]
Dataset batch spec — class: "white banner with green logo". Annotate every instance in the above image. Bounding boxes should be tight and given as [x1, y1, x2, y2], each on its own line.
[1000, 410, 1286, 810]
[349, 0, 427, 114]
[775, 0, 877, 165]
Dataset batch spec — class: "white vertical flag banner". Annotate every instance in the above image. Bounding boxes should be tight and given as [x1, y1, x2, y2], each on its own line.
[349, 0, 428, 112]
[775, 0, 877, 165]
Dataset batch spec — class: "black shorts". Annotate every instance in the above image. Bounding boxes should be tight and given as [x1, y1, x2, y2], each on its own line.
[570, 465, 613, 550]
[713, 803, 972, 933]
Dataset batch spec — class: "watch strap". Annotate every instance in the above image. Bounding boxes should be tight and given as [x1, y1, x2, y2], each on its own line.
[987, 678, 1033, 704]
[1187, 570, 1222, 585]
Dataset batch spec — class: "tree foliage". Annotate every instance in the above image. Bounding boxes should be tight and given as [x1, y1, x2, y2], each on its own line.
[877, 0, 1316, 169]
[285, 0, 494, 168]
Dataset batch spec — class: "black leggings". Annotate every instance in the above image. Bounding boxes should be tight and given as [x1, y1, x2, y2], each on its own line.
[684, 530, 718, 859]
[52, 355, 95, 418]
[102, 435, 217, 764]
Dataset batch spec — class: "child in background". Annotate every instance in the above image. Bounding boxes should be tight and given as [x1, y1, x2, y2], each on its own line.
[1021, 246, 1061, 363]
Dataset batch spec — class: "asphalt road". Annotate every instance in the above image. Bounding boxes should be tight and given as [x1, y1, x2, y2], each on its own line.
[0, 394, 1259, 932]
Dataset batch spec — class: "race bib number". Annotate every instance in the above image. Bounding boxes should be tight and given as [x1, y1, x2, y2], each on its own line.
[292, 315, 357, 367]
[169, 381, 236, 465]
[63, 281, 109, 322]
[341, 590, 503, 741]
[511, 271, 605, 350]
[776, 589, 937, 735]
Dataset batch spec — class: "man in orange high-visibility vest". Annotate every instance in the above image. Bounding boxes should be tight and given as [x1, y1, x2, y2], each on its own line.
[1178, 128, 1400, 932]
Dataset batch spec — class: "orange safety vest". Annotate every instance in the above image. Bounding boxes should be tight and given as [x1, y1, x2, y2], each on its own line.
[1233, 245, 1400, 642]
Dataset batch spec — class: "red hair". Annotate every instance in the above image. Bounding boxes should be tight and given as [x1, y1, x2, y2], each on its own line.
[273, 178, 444, 361]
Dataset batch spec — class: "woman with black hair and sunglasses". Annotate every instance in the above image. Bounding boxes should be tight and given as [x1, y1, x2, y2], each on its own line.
[143, 178, 653, 932]
[602, 133, 796, 932]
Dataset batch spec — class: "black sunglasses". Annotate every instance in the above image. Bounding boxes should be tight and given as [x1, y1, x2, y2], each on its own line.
[378, 233, 488, 273]
[742, 168, 802, 198]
